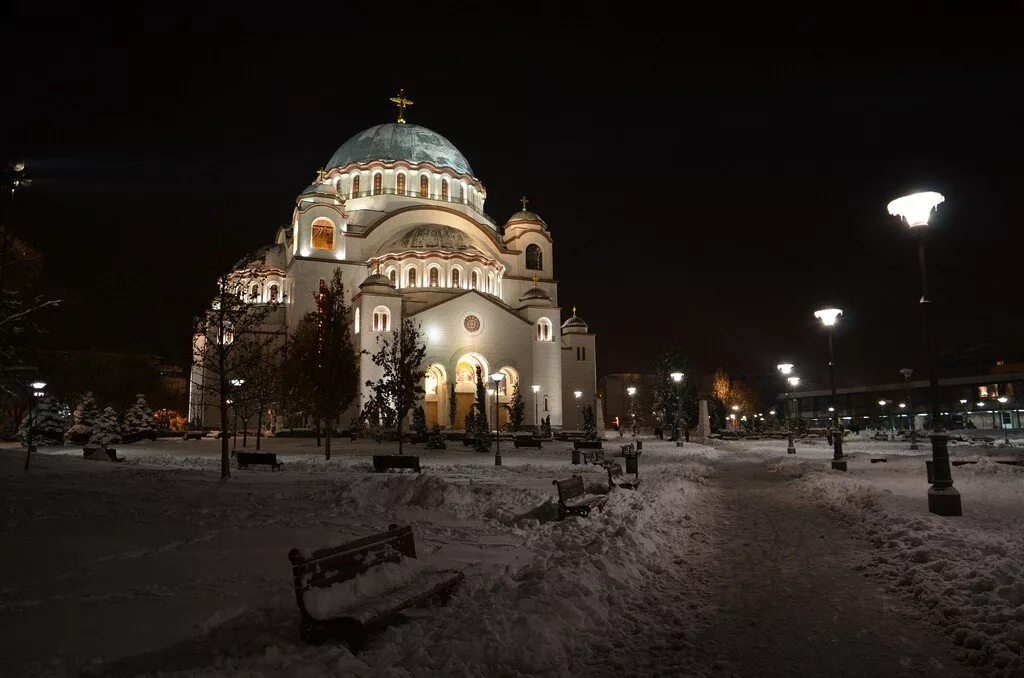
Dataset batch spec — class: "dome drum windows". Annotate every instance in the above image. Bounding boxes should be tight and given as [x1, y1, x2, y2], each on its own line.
[441, 179, 449, 200]
[450, 267, 461, 289]
[268, 284, 279, 303]
[386, 267, 397, 287]
[396, 173, 406, 195]
[419, 174, 429, 198]
[351, 174, 360, 197]
[311, 218, 335, 251]
[525, 243, 543, 271]
[428, 265, 441, 287]
[372, 173, 383, 195]
[406, 267, 418, 288]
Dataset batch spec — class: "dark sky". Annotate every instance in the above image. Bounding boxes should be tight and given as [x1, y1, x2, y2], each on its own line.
[3, 12, 1023, 391]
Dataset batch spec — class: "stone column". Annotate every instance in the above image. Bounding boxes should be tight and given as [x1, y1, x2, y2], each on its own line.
[696, 399, 711, 443]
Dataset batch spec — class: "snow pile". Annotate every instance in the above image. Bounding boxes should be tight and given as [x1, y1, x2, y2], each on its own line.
[799, 471, 1024, 674]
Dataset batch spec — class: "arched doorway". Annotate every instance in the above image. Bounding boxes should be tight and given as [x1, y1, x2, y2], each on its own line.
[454, 353, 489, 429]
[423, 364, 448, 429]
[495, 366, 519, 430]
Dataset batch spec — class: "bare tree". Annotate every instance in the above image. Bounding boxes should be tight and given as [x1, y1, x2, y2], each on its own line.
[363, 318, 427, 455]
[190, 252, 283, 479]
[237, 338, 281, 451]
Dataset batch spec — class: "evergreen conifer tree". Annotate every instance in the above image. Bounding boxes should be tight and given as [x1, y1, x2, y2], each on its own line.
[472, 366, 492, 453]
[90, 406, 123, 447]
[507, 381, 525, 432]
[426, 423, 446, 449]
[65, 392, 99, 444]
[121, 393, 156, 443]
[19, 395, 66, 447]
[447, 382, 457, 429]
[413, 405, 427, 437]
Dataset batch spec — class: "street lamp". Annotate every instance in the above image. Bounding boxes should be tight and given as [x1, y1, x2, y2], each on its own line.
[814, 307, 845, 469]
[889, 190, 960, 516]
[24, 381, 47, 470]
[229, 378, 245, 450]
[531, 384, 541, 431]
[670, 372, 684, 442]
[960, 399, 969, 430]
[491, 373, 504, 465]
[778, 364, 797, 454]
[900, 368, 918, 449]
[626, 386, 637, 436]
[574, 390, 583, 431]
[997, 397, 1010, 445]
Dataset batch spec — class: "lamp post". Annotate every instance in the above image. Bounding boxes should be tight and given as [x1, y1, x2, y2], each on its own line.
[814, 307, 845, 469]
[998, 397, 1010, 445]
[531, 384, 540, 431]
[24, 381, 46, 470]
[670, 372, 684, 442]
[777, 364, 796, 454]
[491, 373, 504, 465]
[574, 390, 583, 430]
[889, 191, 960, 516]
[960, 399, 969, 430]
[900, 367, 917, 449]
[230, 378, 245, 450]
[878, 400, 890, 440]
[627, 386, 637, 437]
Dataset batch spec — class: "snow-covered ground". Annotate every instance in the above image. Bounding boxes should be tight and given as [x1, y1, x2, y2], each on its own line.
[1, 432, 1020, 676]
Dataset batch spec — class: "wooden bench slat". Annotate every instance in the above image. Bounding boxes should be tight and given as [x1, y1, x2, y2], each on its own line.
[321, 569, 465, 624]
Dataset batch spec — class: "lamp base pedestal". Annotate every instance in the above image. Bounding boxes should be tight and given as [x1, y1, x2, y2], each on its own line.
[494, 453, 501, 467]
[927, 486, 961, 516]
[831, 459, 847, 472]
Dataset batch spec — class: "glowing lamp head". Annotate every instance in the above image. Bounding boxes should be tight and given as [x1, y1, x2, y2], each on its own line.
[828, 406, 835, 412]
[731, 405, 739, 411]
[998, 397, 1008, 404]
[959, 399, 968, 405]
[231, 378, 245, 387]
[878, 400, 887, 407]
[899, 403, 906, 409]
[814, 308, 842, 327]
[574, 390, 582, 399]
[787, 376, 800, 387]
[777, 363, 794, 375]
[769, 410, 776, 415]
[30, 381, 47, 390]
[888, 191, 944, 228]
[490, 373, 504, 383]
[531, 384, 540, 393]
[670, 372, 684, 383]
[900, 368, 913, 380]
[977, 402, 985, 408]
[626, 387, 637, 396]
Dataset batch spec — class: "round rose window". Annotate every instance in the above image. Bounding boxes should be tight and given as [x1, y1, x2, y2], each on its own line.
[463, 314, 481, 333]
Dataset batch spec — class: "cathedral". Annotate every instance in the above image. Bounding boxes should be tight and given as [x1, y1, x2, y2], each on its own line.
[189, 93, 596, 431]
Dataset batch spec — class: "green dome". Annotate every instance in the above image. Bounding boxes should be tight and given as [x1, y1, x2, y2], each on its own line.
[326, 123, 474, 176]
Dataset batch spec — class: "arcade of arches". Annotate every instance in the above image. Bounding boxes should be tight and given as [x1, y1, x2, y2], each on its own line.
[423, 354, 519, 429]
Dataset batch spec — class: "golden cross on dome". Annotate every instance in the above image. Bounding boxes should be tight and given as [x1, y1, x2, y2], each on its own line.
[390, 88, 414, 124]
[520, 195, 529, 211]
[316, 167, 327, 182]
[572, 306, 577, 317]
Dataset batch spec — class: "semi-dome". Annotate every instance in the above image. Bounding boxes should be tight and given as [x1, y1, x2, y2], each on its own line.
[359, 272, 395, 291]
[381, 224, 476, 254]
[327, 123, 474, 177]
[505, 209, 547, 229]
[519, 286, 552, 302]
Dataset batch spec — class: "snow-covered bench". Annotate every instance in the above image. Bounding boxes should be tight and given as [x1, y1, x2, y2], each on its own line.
[288, 525, 464, 649]
[581, 448, 606, 465]
[236, 452, 282, 470]
[183, 430, 205, 440]
[604, 462, 641, 491]
[573, 440, 603, 450]
[871, 431, 889, 441]
[513, 436, 543, 448]
[372, 454, 421, 473]
[552, 475, 607, 519]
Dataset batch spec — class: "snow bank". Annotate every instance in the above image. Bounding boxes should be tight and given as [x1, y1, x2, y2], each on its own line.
[303, 558, 428, 621]
[799, 470, 1024, 674]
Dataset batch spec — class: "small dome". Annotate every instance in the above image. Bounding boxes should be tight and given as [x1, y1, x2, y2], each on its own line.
[327, 123, 474, 176]
[519, 286, 551, 302]
[561, 308, 588, 333]
[360, 272, 394, 290]
[505, 209, 547, 229]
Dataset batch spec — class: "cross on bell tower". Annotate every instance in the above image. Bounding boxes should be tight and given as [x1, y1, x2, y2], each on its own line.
[520, 195, 529, 211]
[390, 88, 414, 124]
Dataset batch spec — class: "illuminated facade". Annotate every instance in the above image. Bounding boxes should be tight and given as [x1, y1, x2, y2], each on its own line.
[190, 113, 596, 430]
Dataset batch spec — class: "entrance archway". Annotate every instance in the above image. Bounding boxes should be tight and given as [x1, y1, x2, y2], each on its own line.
[495, 366, 519, 429]
[454, 353, 489, 429]
[423, 364, 448, 429]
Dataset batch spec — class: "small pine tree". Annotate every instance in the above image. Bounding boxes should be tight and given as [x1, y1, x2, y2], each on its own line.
[121, 394, 156, 443]
[541, 414, 552, 437]
[19, 395, 66, 447]
[464, 406, 477, 435]
[583, 405, 598, 441]
[507, 382, 525, 432]
[412, 405, 427, 437]
[472, 366, 492, 453]
[90, 407, 123, 447]
[447, 382, 457, 429]
[426, 423, 446, 449]
[65, 392, 100, 444]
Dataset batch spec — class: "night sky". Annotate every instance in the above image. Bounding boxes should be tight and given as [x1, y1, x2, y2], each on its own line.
[4, 15, 1023, 391]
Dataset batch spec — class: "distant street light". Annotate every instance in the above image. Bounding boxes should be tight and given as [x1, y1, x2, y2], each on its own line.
[900, 368, 918, 449]
[24, 380, 47, 470]
[531, 384, 541, 430]
[778, 365, 798, 455]
[878, 400, 893, 440]
[998, 396, 1010, 445]
[814, 307, 845, 469]
[626, 387, 638, 436]
[574, 390, 583, 431]
[491, 373, 504, 466]
[960, 399, 970, 430]
[889, 190, 960, 516]
[229, 378, 245, 450]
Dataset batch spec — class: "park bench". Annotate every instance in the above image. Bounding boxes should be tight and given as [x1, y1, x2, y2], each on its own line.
[869, 457, 888, 463]
[970, 436, 996, 445]
[83, 444, 122, 462]
[237, 452, 283, 470]
[950, 459, 1021, 467]
[573, 440, 602, 450]
[288, 524, 464, 649]
[620, 443, 635, 455]
[513, 436, 543, 448]
[183, 431, 204, 440]
[551, 475, 607, 520]
[581, 448, 606, 465]
[604, 461, 641, 491]
[372, 455, 421, 473]
[871, 431, 889, 441]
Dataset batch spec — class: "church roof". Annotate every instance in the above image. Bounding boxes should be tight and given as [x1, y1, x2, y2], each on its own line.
[381, 224, 477, 254]
[519, 286, 551, 302]
[326, 123, 474, 177]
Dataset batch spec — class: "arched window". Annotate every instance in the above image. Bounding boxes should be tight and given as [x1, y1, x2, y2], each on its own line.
[487, 272, 494, 294]
[407, 267, 418, 288]
[441, 179, 449, 200]
[387, 267, 397, 287]
[250, 284, 259, 300]
[536, 317, 553, 342]
[428, 266, 440, 287]
[544, 395, 549, 412]
[269, 284, 279, 302]
[354, 306, 360, 333]
[525, 244, 543, 270]
[372, 173, 382, 195]
[450, 267, 461, 288]
[311, 218, 335, 250]
[372, 306, 391, 332]
[396, 173, 406, 194]
[419, 174, 429, 197]
[351, 174, 360, 197]
[471, 270, 479, 290]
